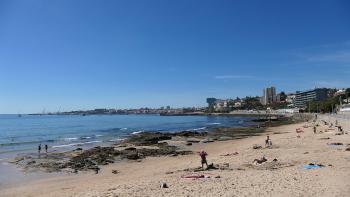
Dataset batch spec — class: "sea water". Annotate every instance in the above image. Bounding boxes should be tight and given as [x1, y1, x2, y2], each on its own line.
[0, 114, 256, 158]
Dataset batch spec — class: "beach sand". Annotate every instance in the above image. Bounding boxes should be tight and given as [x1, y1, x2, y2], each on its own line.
[1, 120, 350, 197]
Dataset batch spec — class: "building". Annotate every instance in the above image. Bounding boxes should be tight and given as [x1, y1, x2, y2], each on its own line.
[294, 88, 328, 108]
[206, 98, 217, 107]
[286, 93, 296, 107]
[261, 86, 276, 105]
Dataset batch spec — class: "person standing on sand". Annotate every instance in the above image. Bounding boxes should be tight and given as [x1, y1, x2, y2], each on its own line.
[45, 144, 48, 153]
[38, 144, 41, 156]
[199, 150, 208, 169]
[313, 126, 316, 134]
[265, 136, 272, 147]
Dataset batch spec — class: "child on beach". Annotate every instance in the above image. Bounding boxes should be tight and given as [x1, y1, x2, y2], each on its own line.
[199, 151, 208, 169]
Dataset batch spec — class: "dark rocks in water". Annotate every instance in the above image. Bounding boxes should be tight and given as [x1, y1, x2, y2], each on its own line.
[124, 152, 140, 160]
[124, 132, 172, 146]
[124, 147, 137, 151]
[122, 131, 208, 147]
[173, 131, 207, 137]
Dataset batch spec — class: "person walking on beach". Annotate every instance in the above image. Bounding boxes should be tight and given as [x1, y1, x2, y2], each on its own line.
[199, 150, 208, 169]
[45, 144, 48, 153]
[38, 144, 42, 157]
[265, 136, 272, 147]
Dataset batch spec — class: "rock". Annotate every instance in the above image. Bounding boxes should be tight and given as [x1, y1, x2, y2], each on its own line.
[329, 142, 343, 146]
[345, 147, 350, 151]
[185, 142, 192, 146]
[201, 139, 214, 143]
[187, 138, 201, 143]
[215, 175, 221, 178]
[253, 144, 262, 149]
[124, 147, 137, 151]
[125, 152, 140, 160]
[112, 170, 119, 174]
[165, 171, 173, 174]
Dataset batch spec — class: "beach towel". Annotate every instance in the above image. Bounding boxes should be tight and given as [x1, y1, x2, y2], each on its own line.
[303, 164, 321, 169]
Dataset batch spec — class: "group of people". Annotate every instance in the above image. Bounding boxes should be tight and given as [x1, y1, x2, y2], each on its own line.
[38, 144, 49, 155]
[198, 135, 273, 169]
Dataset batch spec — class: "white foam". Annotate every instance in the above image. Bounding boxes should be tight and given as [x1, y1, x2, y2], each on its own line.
[52, 143, 84, 148]
[64, 137, 78, 141]
[206, 123, 221, 125]
[84, 140, 102, 144]
[120, 128, 128, 131]
[191, 127, 206, 131]
[131, 130, 144, 135]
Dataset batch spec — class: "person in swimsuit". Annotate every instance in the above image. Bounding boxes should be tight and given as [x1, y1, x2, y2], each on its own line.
[199, 150, 208, 169]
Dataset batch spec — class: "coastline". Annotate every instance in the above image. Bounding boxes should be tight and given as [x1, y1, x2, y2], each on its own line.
[4, 114, 350, 196]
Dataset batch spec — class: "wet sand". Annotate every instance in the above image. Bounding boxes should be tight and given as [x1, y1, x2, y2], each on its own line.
[1, 119, 350, 197]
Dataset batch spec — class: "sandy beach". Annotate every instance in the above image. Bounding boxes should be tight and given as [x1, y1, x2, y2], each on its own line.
[1, 118, 350, 197]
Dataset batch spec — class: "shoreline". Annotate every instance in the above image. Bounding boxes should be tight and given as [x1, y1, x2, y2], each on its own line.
[2, 118, 350, 196]
[2, 118, 349, 196]
[0, 116, 301, 187]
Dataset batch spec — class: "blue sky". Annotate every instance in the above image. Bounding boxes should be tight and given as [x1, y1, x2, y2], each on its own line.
[0, 0, 350, 113]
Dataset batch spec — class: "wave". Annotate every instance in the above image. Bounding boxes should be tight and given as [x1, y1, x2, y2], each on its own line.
[95, 134, 103, 137]
[108, 138, 126, 142]
[51, 143, 84, 148]
[120, 128, 128, 131]
[84, 140, 102, 144]
[64, 137, 78, 141]
[51, 140, 102, 148]
[189, 127, 206, 131]
[0, 139, 54, 147]
[206, 123, 221, 125]
[131, 130, 144, 135]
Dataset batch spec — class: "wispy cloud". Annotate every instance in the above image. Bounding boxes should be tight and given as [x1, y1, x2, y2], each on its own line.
[288, 40, 350, 64]
[214, 75, 253, 79]
[306, 50, 350, 63]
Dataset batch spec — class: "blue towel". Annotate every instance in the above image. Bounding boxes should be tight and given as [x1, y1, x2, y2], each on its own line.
[303, 165, 321, 169]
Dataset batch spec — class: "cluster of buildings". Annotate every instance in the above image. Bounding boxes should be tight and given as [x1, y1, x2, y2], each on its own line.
[207, 86, 350, 113]
[57, 106, 206, 116]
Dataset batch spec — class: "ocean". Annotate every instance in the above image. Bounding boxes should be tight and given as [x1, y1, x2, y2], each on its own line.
[0, 114, 257, 159]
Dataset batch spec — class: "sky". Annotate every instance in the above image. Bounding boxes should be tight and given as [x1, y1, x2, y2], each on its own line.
[0, 0, 350, 113]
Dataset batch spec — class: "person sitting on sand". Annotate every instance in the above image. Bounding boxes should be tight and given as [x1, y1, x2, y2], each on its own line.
[265, 136, 272, 147]
[253, 156, 267, 164]
[199, 150, 208, 169]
